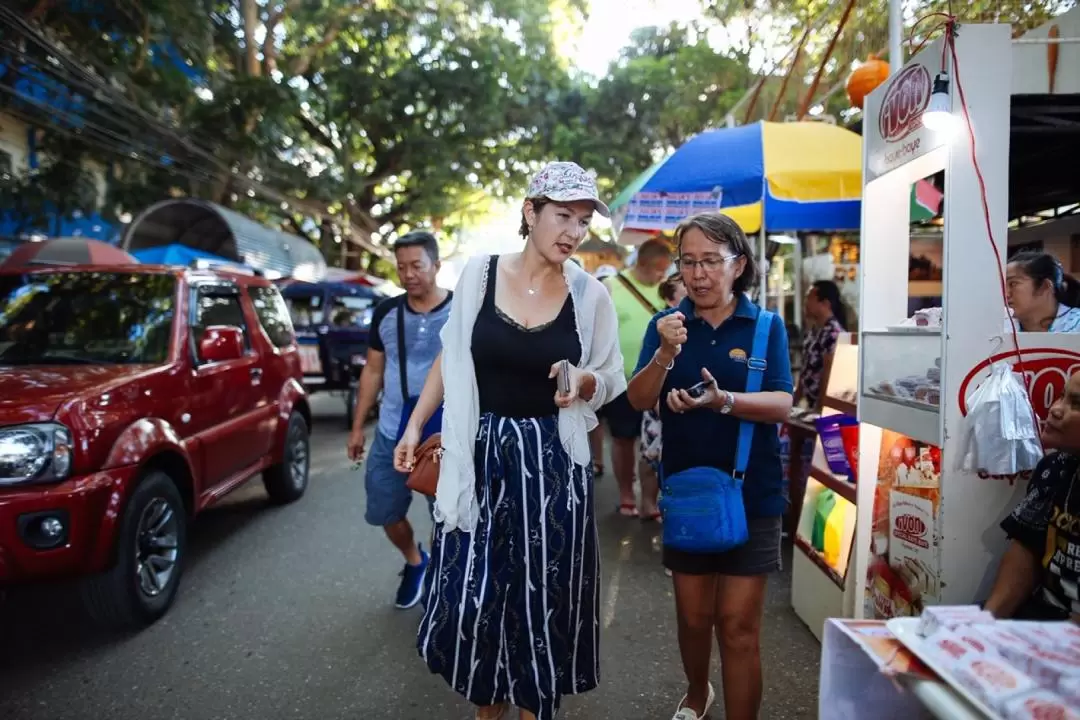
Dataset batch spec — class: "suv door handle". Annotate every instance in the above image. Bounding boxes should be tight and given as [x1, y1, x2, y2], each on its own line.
[250, 368, 263, 381]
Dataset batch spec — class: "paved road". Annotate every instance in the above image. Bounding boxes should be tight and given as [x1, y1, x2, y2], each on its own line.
[0, 397, 820, 720]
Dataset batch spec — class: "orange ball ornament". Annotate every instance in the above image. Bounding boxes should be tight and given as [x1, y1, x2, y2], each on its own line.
[846, 54, 890, 109]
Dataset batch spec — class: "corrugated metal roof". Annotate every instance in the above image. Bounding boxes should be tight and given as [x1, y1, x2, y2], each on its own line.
[122, 198, 327, 280]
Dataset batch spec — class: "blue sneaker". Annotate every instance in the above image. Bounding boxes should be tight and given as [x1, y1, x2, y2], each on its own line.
[395, 545, 429, 609]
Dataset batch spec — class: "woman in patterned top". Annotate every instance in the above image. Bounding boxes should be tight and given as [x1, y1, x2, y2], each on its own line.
[1006, 251, 1080, 333]
[793, 280, 846, 409]
[985, 370, 1080, 622]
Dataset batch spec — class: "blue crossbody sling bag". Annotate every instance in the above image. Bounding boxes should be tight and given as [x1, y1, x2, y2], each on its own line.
[660, 309, 773, 554]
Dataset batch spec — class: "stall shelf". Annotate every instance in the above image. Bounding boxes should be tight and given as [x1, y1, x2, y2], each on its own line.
[791, 340, 861, 639]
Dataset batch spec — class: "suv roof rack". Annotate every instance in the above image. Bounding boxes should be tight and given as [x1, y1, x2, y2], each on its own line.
[190, 258, 264, 277]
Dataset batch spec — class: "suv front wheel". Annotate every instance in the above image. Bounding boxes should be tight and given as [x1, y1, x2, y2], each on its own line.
[263, 412, 310, 504]
[81, 471, 187, 629]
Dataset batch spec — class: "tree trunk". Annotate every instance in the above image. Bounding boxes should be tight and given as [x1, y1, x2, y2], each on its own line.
[241, 0, 262, 78]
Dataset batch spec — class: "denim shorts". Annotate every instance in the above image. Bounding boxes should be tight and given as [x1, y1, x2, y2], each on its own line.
[364, 430, 433, 526]
[663, 515, 783, 576]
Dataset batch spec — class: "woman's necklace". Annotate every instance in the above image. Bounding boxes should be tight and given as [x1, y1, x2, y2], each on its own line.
[527, 287, 538, 296]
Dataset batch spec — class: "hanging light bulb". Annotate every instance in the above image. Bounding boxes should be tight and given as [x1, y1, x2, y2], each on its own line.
[922, 72, 958, 135]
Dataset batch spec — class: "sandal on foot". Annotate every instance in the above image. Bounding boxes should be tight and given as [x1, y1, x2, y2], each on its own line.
[617, 502, 639, 517]
[672, 682, 715, 720]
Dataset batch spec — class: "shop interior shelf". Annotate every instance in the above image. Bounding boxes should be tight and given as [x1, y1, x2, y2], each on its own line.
[860, 392, 941, 446]
[823, 395, 857, 418]
[809, 464, 857, 505]
[793, 535, 846, 590]
[795, 472, 856, 590]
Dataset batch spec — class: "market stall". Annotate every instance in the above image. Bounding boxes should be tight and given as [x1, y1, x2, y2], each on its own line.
[789, 17, 1080, 647]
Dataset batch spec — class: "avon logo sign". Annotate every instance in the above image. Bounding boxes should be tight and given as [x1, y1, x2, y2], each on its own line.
[959, 348, 1080, 423]
[878, 64, 931, 142]
[894, 514, 928, 547]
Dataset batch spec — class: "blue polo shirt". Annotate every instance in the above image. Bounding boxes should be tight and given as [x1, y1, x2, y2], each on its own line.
[634, 294, 793, 518]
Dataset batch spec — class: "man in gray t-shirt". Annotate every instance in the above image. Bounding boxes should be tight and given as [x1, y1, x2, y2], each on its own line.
[346, 232, 451, 609]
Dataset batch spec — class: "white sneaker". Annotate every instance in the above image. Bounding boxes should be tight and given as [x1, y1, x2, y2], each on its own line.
[672, 682, 716, 719]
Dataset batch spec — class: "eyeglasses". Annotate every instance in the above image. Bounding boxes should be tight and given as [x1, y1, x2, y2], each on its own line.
[675, 254, 742, 273]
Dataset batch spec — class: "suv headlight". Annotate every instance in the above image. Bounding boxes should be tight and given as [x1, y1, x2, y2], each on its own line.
[0, 423, 73, 485]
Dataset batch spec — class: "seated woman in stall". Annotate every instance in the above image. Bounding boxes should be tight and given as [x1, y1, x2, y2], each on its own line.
[983, 371, 1080, 623]
[1006, 251, 1080, 333]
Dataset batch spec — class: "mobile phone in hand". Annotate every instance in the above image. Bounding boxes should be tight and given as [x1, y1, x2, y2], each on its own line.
[557, 360, 571, 395]
[685, 379, 714, 399]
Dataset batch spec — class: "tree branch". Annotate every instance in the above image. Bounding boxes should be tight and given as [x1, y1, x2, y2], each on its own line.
[241, 0, 261, 78]
[288, 24, 342, 77]
[262, 0, 299, 75]
[132, 10, 151, 73]
[297, 113, 338, 152]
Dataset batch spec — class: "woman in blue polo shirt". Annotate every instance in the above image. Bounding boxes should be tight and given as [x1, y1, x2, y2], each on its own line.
[627, 213, 793, 720]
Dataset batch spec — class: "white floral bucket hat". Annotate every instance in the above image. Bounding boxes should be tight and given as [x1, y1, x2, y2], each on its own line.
[527, 161, 611, 218]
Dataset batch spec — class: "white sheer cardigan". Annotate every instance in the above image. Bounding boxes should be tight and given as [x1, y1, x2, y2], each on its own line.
[434, 254, 626, 533]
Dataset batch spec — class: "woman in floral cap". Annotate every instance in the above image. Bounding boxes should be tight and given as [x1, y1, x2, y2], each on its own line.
[394, 161, 625, 719]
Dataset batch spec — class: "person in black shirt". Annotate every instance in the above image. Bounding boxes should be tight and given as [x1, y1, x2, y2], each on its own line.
[985, 370, 1080, 621]
[395, 162, 625, 720]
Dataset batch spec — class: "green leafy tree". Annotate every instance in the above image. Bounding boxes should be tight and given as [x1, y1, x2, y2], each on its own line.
[700, 0, 1077, 121]
[550, 24, 755, 194]
[5, 0, 595, 268]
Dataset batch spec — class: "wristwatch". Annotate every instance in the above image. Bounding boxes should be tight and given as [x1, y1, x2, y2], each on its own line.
[718, 390, 735, 415]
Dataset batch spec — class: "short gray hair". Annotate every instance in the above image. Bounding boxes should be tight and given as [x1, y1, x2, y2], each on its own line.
[674, 213, 758, 294]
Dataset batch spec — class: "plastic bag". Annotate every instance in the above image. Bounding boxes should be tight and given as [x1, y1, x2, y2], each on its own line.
[959, 362, 1043, 474]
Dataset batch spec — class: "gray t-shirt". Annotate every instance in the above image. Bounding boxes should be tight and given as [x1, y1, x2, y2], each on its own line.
[368, 293, 453, 439]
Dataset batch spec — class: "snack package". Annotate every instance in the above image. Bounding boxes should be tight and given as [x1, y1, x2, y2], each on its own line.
[917, 605, 993, 637]
[968, 624, 1037, 660]
[1059, 675, 1080, 704]
[952, 655, 1037, 711]
[839, 422, 859, 483]
[951, 626, 1002, 657]
[922, 629, 982, 667]
[1002, 645, 1080, 691]
[1002, 621, 1080, 658]
[1001, 690, 1080, 720]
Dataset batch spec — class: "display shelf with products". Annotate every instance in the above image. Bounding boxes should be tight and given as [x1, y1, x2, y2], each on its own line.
[860, 330, 942, 445]
[791, 340, 861, 640]
[809, 465, 856, 505]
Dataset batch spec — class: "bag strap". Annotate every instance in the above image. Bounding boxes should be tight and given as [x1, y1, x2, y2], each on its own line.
[616, 272, 661, 315]
[396, 298, 409, 398]
[733, 309, 773, 481]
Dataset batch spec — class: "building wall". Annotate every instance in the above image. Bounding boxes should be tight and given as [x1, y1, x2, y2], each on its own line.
[1, 110, 113, 240]
[0, 112, 30, 172]
[1008, 215, 1080, 273]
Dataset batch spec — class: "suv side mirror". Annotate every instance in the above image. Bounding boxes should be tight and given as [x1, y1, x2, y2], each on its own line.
[198, 326, 245, 363]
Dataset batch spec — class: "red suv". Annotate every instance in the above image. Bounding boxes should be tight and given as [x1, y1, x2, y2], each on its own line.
[0, 264, 311, 628]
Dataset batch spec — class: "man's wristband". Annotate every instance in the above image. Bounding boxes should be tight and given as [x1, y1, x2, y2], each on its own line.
[652, 351, 675, 370]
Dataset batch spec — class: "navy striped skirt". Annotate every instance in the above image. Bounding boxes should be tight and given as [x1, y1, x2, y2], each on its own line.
[417, 413, 599, 719]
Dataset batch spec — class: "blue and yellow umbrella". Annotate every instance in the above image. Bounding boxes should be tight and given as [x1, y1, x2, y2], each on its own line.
[613, 122, 869, 235]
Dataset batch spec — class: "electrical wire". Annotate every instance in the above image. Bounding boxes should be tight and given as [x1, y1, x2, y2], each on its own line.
[922, 14, 1043, 446]
[0, 6, 306, 198]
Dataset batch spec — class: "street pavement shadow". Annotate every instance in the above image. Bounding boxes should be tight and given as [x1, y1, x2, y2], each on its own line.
[0, 480, 271, 675]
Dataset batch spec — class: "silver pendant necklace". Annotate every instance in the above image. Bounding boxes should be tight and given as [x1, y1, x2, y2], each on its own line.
[527, 287, 538, 295]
